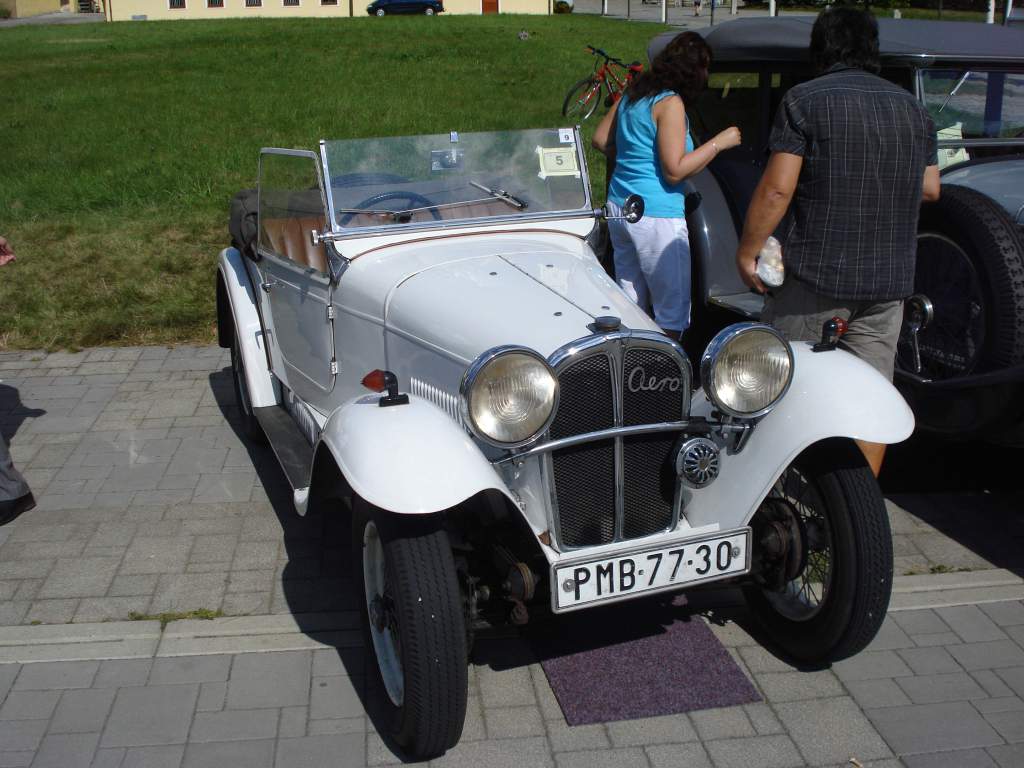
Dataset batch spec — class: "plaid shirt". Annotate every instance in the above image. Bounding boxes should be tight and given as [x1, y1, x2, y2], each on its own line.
[770, 65, 938, 301]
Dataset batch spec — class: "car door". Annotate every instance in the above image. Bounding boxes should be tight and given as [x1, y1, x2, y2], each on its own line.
[256, 149, 337, 406]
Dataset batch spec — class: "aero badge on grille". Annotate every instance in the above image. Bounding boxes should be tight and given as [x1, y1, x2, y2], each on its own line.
[675, 437, 720, 488]
[626, 366, 681, 393]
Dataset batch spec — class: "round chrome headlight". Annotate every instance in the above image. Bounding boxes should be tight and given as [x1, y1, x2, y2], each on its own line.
[700, 324, 793, 418]
[461, 347, 558, 447]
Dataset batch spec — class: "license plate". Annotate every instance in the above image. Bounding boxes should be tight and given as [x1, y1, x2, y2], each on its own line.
[552, 529, 751, 612]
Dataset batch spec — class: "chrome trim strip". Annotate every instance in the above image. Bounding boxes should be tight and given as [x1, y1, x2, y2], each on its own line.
[495, 422, 692, 463]
[410, 377, 463, 426]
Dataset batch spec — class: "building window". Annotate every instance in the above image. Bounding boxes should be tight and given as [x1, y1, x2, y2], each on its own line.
[245, 0, 261, 5]
[284, 0, 299, 5]
[321, 0, 337, 5]
[169, 0, 185, 8]
[207, 0, 222, 6]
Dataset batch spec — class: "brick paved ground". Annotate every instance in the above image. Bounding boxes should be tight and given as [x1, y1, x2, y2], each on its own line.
[1, 346, 1023, 767]
[0, 601, 1023, 767]
[0, 346, 1020, 627]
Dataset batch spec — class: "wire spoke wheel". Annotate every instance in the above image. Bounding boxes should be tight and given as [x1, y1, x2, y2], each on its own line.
[743, 439, 892, 664]
[562, 77, 603, 121]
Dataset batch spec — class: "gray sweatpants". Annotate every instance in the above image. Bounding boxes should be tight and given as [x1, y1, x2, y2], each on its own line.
[0, 433, 30, 502]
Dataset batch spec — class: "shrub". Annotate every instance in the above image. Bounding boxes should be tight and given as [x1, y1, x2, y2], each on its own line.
[0, 6, 13, 18]
[554, 0, 573, 12]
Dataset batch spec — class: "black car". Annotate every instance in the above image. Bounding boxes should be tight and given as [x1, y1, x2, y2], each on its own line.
[649, 19, 1024, 443]
[367, 0, 442, 14]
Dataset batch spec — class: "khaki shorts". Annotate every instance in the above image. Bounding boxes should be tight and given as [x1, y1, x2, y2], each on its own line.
[762, 279, 904, 381]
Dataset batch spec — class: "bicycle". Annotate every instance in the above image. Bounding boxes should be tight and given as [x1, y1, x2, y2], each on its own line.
[562, 45, 643, 122]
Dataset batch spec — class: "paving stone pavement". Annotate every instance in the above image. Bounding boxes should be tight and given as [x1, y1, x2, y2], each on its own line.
[0, 601, 1021, 766]
[2, 346, 1021, 629]
[2, 346, 1024, 766]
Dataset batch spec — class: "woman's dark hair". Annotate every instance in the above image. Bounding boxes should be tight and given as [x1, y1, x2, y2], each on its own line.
[626, 31, 712, 104]
[810, 7, 881, 74]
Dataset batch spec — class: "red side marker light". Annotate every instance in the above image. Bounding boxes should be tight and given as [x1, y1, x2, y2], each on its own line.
[362, 369, 387, 392]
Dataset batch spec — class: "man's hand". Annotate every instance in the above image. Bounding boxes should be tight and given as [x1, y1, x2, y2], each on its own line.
[737, 251, 766, 294]
[0, 237, 15, 267]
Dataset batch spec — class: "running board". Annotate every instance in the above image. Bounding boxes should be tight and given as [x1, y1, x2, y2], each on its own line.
[253, 405, 314, 510]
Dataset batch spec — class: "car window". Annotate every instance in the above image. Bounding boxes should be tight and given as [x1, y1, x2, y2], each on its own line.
[922, 69, 1024, 139]
[258, 151, 329, 274]
[690, 71, 762, 151]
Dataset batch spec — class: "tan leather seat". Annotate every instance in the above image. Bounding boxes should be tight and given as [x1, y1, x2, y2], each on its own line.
[261, 216, 328, 274]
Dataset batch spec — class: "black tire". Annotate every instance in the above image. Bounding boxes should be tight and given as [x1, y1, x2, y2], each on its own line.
[899, 184, 1024, 379]
[375, 7, 385, 14]
[424, 5, 434, 12]
[562, 77, 602, 121]
[743, 438, 892, 664]
[353, 503, 468, 759]
[230, 333, 265, 444]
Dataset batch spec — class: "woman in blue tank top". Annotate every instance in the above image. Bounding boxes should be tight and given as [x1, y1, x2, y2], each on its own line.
[592, 32, 741, 339]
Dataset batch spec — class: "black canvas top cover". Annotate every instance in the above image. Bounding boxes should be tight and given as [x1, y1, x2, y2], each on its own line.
[649, 18, 1024, 66]
[229, 189, 260, 261]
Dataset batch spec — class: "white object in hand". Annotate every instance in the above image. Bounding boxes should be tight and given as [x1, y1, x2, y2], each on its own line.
[756, 236, 784, 288]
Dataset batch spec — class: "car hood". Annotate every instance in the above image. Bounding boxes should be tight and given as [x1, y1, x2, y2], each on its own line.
[943, 159, 1024, 226]
[382, 238, 657, 364]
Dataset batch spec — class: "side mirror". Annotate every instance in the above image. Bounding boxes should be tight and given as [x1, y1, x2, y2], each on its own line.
[622, 194, 645, 223]
[596, 194, 645, 223]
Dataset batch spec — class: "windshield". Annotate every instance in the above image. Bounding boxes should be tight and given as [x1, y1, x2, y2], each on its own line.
[322, 128, 591, 233]
[922, 69, 1024, 140]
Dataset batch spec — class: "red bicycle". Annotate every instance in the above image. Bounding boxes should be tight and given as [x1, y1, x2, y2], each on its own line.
[562, 45, 643, 122]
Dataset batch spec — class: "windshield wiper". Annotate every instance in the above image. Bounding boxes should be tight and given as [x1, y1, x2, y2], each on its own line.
[469, 181, 528, 210]
[938, 71, 972, 113]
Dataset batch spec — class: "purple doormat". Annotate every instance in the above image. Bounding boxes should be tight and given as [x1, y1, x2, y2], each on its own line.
[532, 596, 760, 725]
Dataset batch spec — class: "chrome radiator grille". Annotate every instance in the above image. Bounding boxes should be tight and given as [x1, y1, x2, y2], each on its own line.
[547, 336, 690, 549]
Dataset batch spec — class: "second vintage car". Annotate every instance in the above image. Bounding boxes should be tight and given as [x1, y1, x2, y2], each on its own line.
[217, 127, 912, 759]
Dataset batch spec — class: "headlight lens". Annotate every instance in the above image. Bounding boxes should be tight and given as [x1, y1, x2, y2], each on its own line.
[462, 348, 558, 447]
[701, 324, 793, 417]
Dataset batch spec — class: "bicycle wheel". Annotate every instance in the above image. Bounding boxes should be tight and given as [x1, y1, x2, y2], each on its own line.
[562, 77, 603, 121]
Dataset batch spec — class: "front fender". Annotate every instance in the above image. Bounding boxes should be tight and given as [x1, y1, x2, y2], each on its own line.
[217, 247, 277, 409]
[318, 394, 516, 515]
[683, 342, 913, 530]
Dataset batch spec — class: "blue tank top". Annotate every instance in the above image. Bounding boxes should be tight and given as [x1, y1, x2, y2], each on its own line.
[608, 91, 695, 219]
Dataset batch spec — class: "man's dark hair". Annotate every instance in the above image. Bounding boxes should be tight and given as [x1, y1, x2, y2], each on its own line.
[627, 31, 712, 104]
[810, 7, 881, 75]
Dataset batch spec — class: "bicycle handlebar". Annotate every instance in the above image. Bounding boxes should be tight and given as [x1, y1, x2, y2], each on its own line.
[585, 44, 624, 65]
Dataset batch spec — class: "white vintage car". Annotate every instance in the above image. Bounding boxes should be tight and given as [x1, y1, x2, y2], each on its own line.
[216, 127, 913, 759]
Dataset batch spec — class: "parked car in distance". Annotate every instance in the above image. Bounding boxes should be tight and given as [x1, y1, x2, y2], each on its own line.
[367, 0, 442, 15]
[650, 19, 1024, 443]
[219, 127, 913, 760]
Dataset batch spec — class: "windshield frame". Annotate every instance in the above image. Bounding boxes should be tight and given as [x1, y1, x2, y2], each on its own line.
[317, 127, 596, 240]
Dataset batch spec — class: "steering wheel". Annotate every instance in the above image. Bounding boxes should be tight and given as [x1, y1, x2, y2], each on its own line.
[339, 190, 443, 226]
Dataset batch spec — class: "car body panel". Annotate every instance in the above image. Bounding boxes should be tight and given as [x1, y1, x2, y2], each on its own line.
[217, 247, 278, 409]
[942, 158, 1024, 226]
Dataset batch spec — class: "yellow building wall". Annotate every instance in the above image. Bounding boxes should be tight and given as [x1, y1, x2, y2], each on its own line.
[107, 0, 546, 17]
[108, 0, 355, 20]
[1, 0, 62, 17]
[496, 0, 546, 12]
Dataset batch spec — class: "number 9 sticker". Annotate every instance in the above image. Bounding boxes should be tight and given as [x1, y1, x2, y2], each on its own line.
[536, 146, 580, 180]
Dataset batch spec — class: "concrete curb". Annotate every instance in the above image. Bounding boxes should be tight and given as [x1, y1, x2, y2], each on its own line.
[0, 570, 1020, 663]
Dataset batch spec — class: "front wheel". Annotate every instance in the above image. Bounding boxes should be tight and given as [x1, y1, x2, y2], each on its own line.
[743, 438, 892, 664]
[354, 503, 468, 759]
[375, 7, 385, 14]
[424, 6, 434, 12]
[230, 332, 265, 444]
[562, 77, 602, 121]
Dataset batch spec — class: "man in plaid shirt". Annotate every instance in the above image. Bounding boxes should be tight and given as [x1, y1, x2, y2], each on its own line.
[735, 7, 940, 476]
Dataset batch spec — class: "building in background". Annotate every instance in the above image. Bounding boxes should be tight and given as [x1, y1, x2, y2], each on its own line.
[101, 0, 547, 20]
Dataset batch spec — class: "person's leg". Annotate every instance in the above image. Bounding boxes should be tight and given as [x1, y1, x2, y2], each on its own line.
[609, 206, 652, 314]
[0, 433, 33, 525]
[840, 300, 904, 477]
[634, 216, 689, 338]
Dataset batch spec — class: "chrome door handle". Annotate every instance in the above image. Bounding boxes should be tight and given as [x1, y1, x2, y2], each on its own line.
[261, 281, 273, 293]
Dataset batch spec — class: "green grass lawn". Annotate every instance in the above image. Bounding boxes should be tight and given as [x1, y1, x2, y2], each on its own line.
[0, 15, 667, 349]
